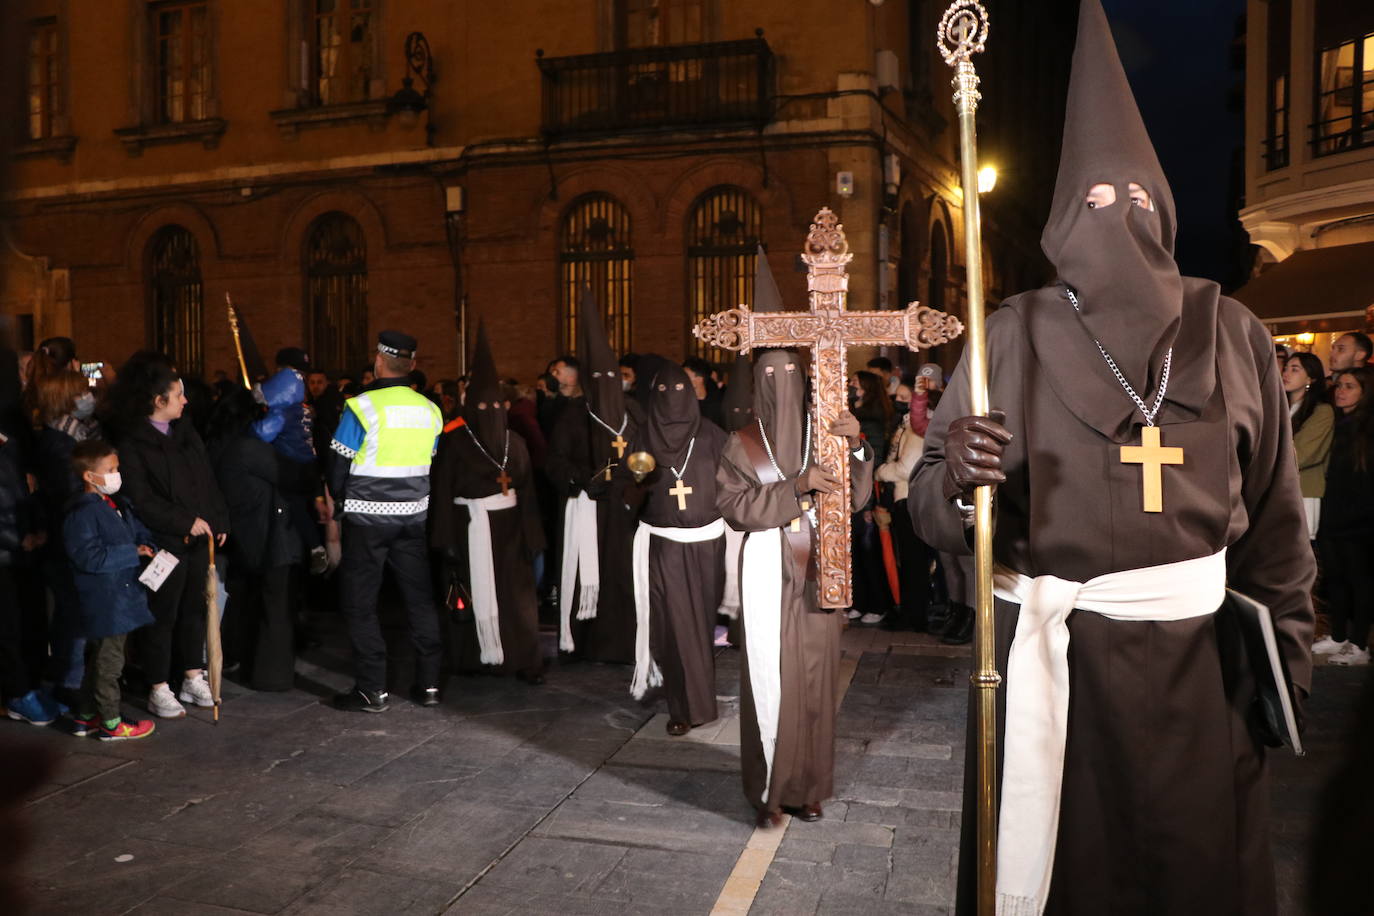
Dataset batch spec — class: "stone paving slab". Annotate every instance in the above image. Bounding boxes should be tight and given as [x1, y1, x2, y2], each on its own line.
[4, 615, 1346, 916]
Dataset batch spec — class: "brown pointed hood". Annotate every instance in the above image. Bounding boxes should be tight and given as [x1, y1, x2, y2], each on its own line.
[753, 244, 784, 314]
[1016, 0, 1217, 444]
[462, 321, 507, 453]
[577, 285, 626, 425]
[1043, 0, 1183, 394]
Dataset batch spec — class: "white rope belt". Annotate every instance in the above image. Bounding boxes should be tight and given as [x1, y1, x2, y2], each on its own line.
[559, 493, 600, 651]
[455, 491, 518, 666]
[991, 548, 1227, 916]
[630, 518, 726, 699]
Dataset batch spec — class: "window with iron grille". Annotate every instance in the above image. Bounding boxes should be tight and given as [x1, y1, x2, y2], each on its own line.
[687, 186, 761, 359]
[25, 19, 60, 141]
[148, 226, 204, 379]
[152, 0, 211, 124]
[310, 0, 374, 105]
[1313, 2, 1374, 156]
[306, 213, 369, 376]
[560, 195, 633, 354]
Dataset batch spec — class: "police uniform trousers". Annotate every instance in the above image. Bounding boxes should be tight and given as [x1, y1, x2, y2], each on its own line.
[338, 518, 443, 693]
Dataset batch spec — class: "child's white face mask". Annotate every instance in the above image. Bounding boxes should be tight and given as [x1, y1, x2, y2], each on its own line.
[93, 471, 122, 496]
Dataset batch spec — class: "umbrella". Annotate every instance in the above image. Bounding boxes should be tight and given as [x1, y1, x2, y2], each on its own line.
[874, 482, 900, 605]
[205, 538, 225, 723]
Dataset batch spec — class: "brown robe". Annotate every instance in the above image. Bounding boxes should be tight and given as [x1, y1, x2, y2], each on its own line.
[545, 397, 644, 664]
[910, 289, 1315, 916]
[617, 420, 728, 726]
[717, 433, 874, 812]
[430, 425, 546, 677]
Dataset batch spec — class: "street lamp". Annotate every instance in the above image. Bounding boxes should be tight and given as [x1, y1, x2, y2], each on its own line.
[977, 164, 997, 194]
[388, 31, 435, 143]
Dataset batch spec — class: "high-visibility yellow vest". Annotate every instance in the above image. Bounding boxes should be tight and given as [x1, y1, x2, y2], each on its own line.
[342, 385, 443, 520]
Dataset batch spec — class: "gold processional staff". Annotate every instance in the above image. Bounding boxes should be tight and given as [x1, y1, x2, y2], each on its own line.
[938, 2, 999, 913]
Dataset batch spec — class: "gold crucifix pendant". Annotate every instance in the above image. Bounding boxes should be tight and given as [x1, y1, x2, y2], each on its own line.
[1119, 425, 1184, 513]
[790, 498, 811, 532]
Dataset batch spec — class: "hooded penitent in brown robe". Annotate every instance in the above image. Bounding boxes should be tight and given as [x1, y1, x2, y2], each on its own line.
[909, 2, 1314, 913]
[616, 362, 726, 730]
[546, 292, 642, 664]
[717, 350, 874, 817]
[431, 324, 545, 679]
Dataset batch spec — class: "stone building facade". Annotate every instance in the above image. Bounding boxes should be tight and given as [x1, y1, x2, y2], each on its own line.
[3, 0, 1071, 382]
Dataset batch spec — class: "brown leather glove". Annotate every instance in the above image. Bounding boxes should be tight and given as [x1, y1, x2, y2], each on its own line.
[942, 410, 1012, 502]
[795, 465, 840, 496]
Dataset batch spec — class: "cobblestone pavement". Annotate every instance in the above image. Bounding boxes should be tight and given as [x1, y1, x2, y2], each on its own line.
[2, 609, 1356, 916]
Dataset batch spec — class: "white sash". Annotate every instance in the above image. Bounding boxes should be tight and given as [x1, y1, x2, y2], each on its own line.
[740, 527, 786, 803]
[454, 491, 519, 666]
[559, 492, 600, 651]
[991, 548, 1227, 916]
[630, 518, 727, 699]
[718, 525, 744, 619]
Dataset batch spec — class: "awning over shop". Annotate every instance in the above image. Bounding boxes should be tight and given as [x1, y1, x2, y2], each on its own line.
[1231, 241, 1374, 336]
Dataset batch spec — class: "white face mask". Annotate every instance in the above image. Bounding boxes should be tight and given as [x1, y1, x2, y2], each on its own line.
[93, 471, 122, 496]
[73, 393, 96, 419]
[622, 380, 633, 392]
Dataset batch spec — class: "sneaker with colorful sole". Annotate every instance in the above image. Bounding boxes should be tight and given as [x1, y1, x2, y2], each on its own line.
[98, 719, 156, 741]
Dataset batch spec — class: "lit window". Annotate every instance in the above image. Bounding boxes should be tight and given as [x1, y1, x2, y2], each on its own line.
[25, 19, 60, 141]
[153, 1, 211, 124]
[560, 195, 633, 354]
[311, 0, 374, 106]
[687, 186, 761, 358]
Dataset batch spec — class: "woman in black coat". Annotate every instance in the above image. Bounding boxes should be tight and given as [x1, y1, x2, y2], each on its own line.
[207, 388, 300, 691]
[106, 352, 230, 718]
[1317, 367, 1374, 666]
[33, 369, 100, 699]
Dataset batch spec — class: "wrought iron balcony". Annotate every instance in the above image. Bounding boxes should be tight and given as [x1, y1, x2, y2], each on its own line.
[537, 37, 773, 138]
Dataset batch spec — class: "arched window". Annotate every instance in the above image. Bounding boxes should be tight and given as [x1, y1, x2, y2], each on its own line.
[687, 186, 761, 358]
[148, 225, 203, 379]
[305, 212, 369, 375]
[560, 194, 633, 354]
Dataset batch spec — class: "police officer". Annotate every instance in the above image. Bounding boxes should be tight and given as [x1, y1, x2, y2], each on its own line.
[327, 331, 445, 712]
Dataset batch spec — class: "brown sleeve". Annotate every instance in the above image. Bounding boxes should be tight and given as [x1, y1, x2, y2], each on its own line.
[715, 434, 803, 533]
[1225, 312, 1316, 694]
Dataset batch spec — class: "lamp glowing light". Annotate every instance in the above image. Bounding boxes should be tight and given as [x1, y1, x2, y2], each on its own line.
[977, 165, 998, 194]
[1296, 332, 1315, 345]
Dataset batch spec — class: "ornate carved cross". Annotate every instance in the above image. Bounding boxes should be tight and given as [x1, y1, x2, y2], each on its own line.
[693, 208, 965, 608]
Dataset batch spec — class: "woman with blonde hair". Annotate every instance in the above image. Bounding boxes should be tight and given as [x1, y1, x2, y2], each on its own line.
[34, 369, 101, 704]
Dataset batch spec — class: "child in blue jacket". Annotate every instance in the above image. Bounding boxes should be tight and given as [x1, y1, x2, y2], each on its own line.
[63, 440, 157, 740]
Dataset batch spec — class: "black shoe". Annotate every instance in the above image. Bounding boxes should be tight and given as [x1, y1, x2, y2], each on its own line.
[941, 604, 974, 645]
[410, 686, 440, 707]
[333, 687, 389, 713]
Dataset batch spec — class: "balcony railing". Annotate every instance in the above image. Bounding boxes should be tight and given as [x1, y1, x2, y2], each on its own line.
[538, 37, 773, 138]
[1311, 115, 1374, 158]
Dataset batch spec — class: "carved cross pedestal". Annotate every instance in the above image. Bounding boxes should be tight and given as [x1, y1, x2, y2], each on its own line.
[693, 208, 964, 608]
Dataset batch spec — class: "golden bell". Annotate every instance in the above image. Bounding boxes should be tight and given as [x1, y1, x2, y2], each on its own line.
[626, 451, 657, 483]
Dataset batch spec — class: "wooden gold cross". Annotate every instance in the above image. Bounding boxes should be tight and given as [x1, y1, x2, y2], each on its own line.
[693, 208, 964, 607]
[1119, 425, 1184, 513]
[790, 498, 811, 533]
[496, 468, 512, 496]
[610, 434, 628, 459]
[669, 478, 693, 511]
